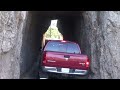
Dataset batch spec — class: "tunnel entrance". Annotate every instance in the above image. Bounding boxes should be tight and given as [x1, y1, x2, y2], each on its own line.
[20, 11, 91, 79]
[43, 19, 63, 47]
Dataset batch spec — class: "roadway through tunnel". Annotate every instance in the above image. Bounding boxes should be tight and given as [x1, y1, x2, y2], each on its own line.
[20, 11, 92, 79]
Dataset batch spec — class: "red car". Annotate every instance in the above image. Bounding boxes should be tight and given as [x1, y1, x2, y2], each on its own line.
[39, 40, 90, 79]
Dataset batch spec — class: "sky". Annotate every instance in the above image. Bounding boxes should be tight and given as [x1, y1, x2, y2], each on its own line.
[50, 20, 58, 28]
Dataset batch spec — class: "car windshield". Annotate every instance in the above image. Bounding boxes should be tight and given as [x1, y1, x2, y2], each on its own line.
[45, 41, 80, 54]
[45, 41, 67, 53]
[66, 43, 80, 54]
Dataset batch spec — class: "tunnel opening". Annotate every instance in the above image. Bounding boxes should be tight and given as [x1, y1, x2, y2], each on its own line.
[43, 19, 63, 47]
[20, 11, 92, 79]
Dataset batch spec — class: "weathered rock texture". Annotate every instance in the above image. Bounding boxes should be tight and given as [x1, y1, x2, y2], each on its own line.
[77, 11, 120, 79]
[20, 12, 51, 78]
[0, 11, 27, 79]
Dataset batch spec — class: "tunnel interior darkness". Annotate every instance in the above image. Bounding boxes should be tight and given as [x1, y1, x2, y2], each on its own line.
[20, 11, 89, 78]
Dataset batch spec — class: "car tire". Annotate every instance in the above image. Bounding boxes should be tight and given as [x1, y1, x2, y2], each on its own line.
[79, 75, 89, 79]
[39, 71, 48, 79]
[79, 70, 90, 79]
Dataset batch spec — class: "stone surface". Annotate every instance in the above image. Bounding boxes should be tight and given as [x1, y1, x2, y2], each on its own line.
[77, 11, 120, 79]
[0, 11, 27, 79]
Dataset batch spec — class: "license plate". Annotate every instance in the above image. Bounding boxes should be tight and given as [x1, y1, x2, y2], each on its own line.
[61, 68, 69, 73]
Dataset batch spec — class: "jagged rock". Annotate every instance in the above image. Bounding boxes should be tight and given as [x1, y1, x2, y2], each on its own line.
[79, 11, 120, 79]
[0, 11, 27, 79]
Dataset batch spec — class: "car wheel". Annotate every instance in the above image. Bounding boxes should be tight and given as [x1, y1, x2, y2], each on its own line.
[39, 71, 48, 79]
[79, 75, 89, 79]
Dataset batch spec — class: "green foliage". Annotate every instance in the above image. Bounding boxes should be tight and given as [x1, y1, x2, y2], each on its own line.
[45, 26, 62, 39]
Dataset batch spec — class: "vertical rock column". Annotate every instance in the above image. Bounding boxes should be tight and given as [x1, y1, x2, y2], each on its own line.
[0, 11, 27, 79]
[78, 11, 120, 79]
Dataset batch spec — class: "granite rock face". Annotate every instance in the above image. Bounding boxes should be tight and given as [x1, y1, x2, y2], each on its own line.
[78, 11, 120, 79]
[0, 11, 27, 79]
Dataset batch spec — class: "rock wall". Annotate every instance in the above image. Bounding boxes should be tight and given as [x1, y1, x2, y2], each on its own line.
[77, 11, 120, 79]
[20, 12, 51, 78]
[0, 11, 27, 79]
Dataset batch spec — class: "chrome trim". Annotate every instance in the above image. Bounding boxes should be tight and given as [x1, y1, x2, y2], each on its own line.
[64, 58, 69, 61]
[47, 60, 56, 62]
[40, 78, 48, 79]
[42, 66, 88, 75]
[43, 66, 57, 71]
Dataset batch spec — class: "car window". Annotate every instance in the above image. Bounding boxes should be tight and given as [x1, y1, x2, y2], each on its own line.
[45, 41, 67, 53]
[67, 43, 80, 54]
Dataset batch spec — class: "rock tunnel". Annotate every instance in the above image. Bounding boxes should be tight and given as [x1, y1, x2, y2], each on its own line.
[20, 11, 93, 79]
[0, 11, 120, 79]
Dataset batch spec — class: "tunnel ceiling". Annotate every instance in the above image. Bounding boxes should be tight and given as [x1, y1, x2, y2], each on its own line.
[28, 11, 82, 42]
[31, 11, 82, 19]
